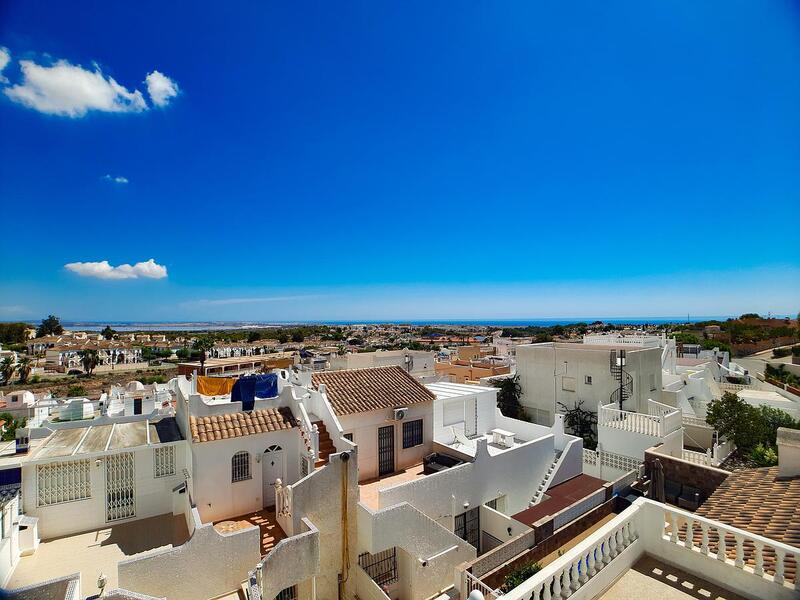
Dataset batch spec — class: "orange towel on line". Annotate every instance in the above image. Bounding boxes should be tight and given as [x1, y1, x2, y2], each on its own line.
[197, 376, 237, 396]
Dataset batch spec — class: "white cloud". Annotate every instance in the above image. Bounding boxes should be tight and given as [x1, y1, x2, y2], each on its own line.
[145, 70, 179, 107]
[103, 174, 129, 184]
[0, 47, 10, 83]
[65, 259, 167, 280]
[4, 58, 147, 117]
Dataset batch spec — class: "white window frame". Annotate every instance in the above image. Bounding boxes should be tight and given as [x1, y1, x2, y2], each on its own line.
[584, 375, 593, 385]
[153, 445, 176, 478]
[231, 451, 251, 483]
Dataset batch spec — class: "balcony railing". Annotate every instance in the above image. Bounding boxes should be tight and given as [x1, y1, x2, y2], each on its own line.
[598, 401, 681, 438]
[498, 497, 797, 600]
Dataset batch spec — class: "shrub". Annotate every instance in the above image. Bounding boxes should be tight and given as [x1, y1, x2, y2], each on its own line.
[502, 562, 542, 592]
[773, 347, 791, 358]
[66, 384, 86, 397]
[792, 346, 800, 357]
[750, 443, 778, 467]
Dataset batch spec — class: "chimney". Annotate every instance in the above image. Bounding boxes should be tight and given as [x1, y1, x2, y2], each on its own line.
[777, 427, 800, 479]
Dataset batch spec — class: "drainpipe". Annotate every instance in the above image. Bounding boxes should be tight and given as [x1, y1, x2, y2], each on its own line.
[338, 451, 351, 599]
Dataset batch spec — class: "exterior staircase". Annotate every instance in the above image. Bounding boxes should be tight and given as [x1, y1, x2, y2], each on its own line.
[530, 451, 562, 506]
[313, 421, 334, 468]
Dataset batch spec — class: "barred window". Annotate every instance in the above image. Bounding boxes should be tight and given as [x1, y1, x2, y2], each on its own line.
[359, 547, 398, 586]
[343, 433, 354, 442]
[275, 586, 297, 600]
[37, 460, 92, 506]
[154, 445, 176, 478]
[231, 451, 251, 482]
[402, 419, 423, 449]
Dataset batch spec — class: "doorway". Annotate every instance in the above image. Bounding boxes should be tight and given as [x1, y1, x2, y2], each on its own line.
[378, 425, 395, 476]
[262, 445, 284, 507]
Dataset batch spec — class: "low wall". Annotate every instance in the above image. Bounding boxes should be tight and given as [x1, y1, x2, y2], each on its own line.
[480, 497, 619, 589]
[117, 515, 260, 600]
[644, 445, 730, 503]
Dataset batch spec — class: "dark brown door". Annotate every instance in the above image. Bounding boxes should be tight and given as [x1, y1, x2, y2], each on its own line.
[378, 425, 395, 476]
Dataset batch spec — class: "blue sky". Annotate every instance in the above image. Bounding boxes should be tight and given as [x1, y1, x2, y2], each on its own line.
[1, 1, 798, 322]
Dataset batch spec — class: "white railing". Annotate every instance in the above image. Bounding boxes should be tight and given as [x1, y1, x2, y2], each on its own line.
[682, 448, 711, 465]
[599, 403, 662, 437]
[583, 448, 641, 475]
[682, 414, 709, 428]
[501, 506, 639, 599]
[462, 570, 502, 600]
[275, 480, 292, 520]
[719, 382, 749, 393]
[658, 501, 797, 590]
[599, 402, 680, 437]
[712, 438, 735, 465]
[498, 498, 797, 599]
[294, 401, 318, 464]
[582, 448, 598, 466]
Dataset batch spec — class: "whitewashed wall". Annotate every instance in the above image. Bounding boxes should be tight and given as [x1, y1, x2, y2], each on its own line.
[339, 402, 433, 482]
[379, 435, 555, 523]
[23, 441, 187, 539]
[0, 493, 20, 588]
[192, 428, 301, 524]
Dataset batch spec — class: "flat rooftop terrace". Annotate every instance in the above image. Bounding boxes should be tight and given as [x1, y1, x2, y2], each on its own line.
[512, 474, 606, 527]
[7, 513, 189, 597]
[359, 462, 427, 510]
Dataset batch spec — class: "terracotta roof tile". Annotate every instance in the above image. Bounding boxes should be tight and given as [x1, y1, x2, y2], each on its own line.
[312, 365, 434, 416]
[685, 466, 800, 583]
[189, 407, 296, 443]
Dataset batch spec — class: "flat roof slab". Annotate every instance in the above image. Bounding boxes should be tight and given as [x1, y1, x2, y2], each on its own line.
[35, 428, 85, 460]
[109, 421, 148, 450]
[77, 424, 113, 454]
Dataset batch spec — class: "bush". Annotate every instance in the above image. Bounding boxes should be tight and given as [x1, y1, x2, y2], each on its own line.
[502, 562, 542, 592]
[792, 346, 800, 357]
[66, 385, 87, 397]
[750, 443, 778, 467]
[773, 347, 792, 358]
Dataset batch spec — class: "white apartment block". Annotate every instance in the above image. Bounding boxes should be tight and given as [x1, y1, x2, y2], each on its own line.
[515, 342, 663, 426]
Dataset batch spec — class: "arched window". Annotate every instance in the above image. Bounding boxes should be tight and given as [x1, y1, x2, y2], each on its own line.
[231, 451, 251, 483]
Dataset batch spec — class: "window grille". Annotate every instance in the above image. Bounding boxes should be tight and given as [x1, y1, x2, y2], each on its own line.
[585, 375, 593, 385]
[106, 452, 136, 522]
[300, 456, 309, 478]
[232, 451, 251, 482]
[275, 586, 297, 600]
[154, 445, 176, 478]
[358, 547, 398, 586]
[455, 507, 480, 550]
[485, 497, 498, 510]
[343, 433, 354, 442]
[37, 460, 91, 506]
[402, 419, 423, 449]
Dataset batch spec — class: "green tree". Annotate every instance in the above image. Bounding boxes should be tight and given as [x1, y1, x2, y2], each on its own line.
[101, 325, 117, 340]
[492, 375, 529, 421]
[291, 331, 305, 343]
[705, 392, 766, 451]
[0, 357, 16, 385]
[192, 335, 216, 373]
[79, 349, 100, 375]
[0, 322, 29, 345]
[247, 330, 262, 343]
[36, 315, 64, 337]
[16, 355, 32, 383]
[0, 412, 27, 442]
[557, 399, 598, 450]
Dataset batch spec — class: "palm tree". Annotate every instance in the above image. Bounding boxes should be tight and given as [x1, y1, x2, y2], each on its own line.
[16, 356, 32, 383]
[79, 349, 100, 375]
[192, 335, 216, 374]
[0, 357, 15, 385]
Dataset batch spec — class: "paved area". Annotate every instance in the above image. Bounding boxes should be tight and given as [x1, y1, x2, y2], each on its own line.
[8, 513, 189, 596]
[599, 555, 748, 600]
[358, 463, 426, 509]
[215, 508, 286, 557]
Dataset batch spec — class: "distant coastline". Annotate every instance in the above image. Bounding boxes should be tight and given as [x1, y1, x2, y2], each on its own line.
[9, 316, 737, 332]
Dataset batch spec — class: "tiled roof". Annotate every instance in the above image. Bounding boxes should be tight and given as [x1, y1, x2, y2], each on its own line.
[312, 365, 435, 416]
[189, 407, 297, 443]
[695, 466, 800, 546]
[690, 466, 800, 582]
